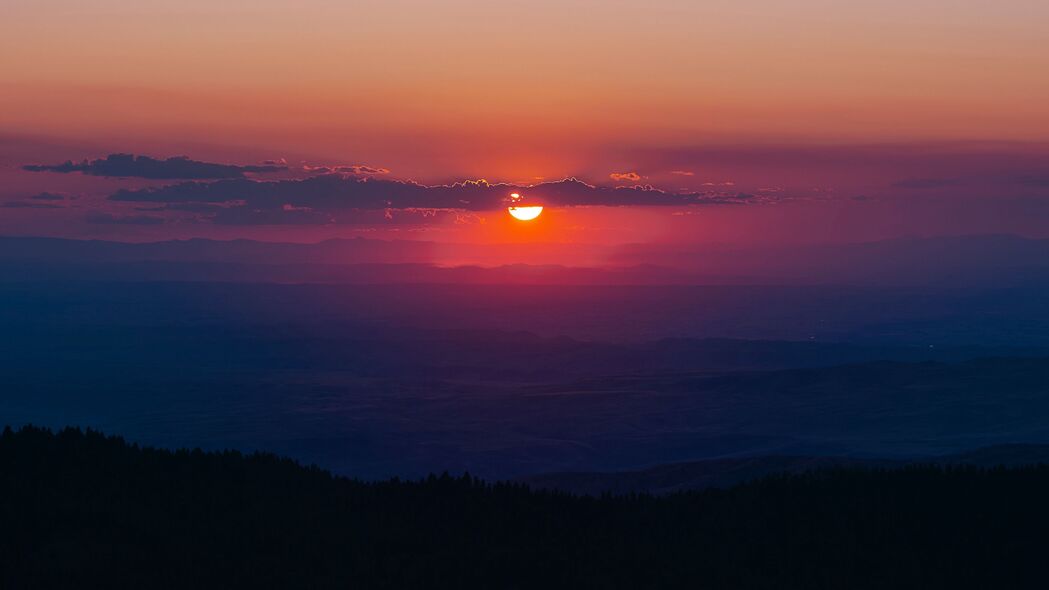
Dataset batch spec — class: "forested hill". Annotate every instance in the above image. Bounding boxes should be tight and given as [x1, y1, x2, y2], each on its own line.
[3, 426, 1049, 589]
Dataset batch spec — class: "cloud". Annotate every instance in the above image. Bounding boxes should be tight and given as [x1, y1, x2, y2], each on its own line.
[29, 192, 67, 201]
[86, 211, 168, 225]
[300, 164, 390, 176]
[894, 170, 1049, 190]
[24, 154, 285, 179]
[16, 151, 768, 227]
[625, 141, 1049, 195]
[211, 206, 480, 226]
[110, 176, 750, 210]
[99, 175, 756, 225]
[3, 201, 63, 209]
[135, 202, 228, 214]
[609, 172, 642, 182]
[892, 178, 961, 189]
[337, 165, 390, 175]
[670, 170, 695, 176]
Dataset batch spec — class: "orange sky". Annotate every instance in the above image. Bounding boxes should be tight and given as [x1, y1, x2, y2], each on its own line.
[4, 0, 1049, 181]
[3, 0, 1049, 248]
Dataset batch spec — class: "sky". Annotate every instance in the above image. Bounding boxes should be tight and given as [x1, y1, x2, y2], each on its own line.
[2, 0, 1049, 248]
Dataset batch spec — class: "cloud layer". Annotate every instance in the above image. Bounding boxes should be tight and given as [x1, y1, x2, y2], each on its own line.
[14, 152, 784, 227]
[113, 176, 745, 208]
[25, 154, 285, 180]
[104, 176, 752, 224]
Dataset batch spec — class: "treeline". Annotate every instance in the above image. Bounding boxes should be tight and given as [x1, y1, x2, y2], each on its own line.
[2, 426, 1048, 589]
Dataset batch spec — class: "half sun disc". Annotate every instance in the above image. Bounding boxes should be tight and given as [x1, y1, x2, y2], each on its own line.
[508, 206, 543, 221]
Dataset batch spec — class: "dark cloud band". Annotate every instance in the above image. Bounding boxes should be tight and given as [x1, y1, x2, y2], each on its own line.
[102, 176, 753, 225]
[24, 154, 284, 180]
[110, 176, 747, 210]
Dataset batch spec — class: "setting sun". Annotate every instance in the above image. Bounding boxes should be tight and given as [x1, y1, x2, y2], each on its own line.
[507, 192, 543, 221]
[508, 206, 544, 221]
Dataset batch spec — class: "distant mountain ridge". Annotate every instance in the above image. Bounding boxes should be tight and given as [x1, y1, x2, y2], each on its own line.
[3, 233, 1049, 286]
[520, 444, 1049, 495]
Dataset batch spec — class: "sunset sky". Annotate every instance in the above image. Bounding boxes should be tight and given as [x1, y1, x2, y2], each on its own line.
[3, 0, 1049, 248]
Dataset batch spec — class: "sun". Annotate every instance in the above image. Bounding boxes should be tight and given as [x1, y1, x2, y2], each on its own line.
[508, 205, 543, 221]
[507, 192, 543, 221]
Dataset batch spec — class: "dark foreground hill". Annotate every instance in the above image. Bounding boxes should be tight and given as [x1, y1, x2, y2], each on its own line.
[3, 427, 1049, 589]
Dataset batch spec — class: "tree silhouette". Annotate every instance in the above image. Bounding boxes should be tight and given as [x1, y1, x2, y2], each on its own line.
[2, 425, 1048, 588]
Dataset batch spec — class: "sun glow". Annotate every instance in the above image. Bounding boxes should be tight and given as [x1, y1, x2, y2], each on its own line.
[508, 206, 543, 221]
[507, 192, 543, 221]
